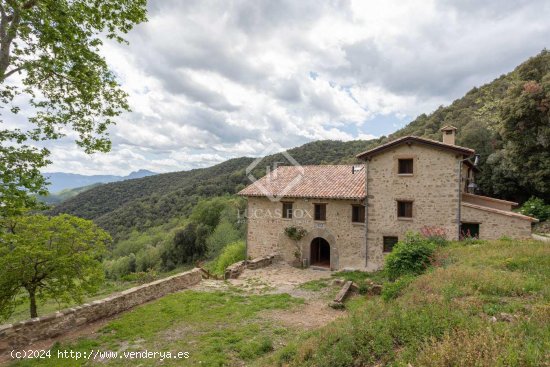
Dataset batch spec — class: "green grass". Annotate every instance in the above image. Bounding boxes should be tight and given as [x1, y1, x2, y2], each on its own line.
[9, 291, 303, 367]
[297, 279, 331, 291]
[8, 239, 549, 367]
[331, 269, 387, 285]
[260, 240, 550, 367]
[5, 265, 193, 325]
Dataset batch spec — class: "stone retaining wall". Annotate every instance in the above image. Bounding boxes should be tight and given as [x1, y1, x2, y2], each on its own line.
[224, 254, 276, 279]
[0, 268, 202, 353]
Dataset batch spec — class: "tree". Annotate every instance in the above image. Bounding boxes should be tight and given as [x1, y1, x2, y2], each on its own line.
[499, 50, 550, 199]
[0, 0, 147, 216]
[0, 214, 110, 319]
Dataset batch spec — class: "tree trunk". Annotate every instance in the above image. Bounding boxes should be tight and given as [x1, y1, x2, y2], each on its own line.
[28, 288, 38, 318]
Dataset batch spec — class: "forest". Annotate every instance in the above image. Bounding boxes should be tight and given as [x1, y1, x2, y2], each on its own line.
[46, 50, 550, 281]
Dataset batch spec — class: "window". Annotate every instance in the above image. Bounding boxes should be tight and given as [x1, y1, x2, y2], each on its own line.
[460, 223, 480, 239]
[397, 201, 413, 218]
[398, 158, 414, 174]
[383, 236, 398, 252]
[282, 202, 293, 219]
[352, 205, 365, 223]
[314, 203, 326, 221]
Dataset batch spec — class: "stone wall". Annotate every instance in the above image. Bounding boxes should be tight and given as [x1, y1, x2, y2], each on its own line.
[224, 254, 276, 279]
[461, 203, 534, 240]
[366, 143, 461, 271]
[246, 197, 366, 270]
[0, 268, 202, 353]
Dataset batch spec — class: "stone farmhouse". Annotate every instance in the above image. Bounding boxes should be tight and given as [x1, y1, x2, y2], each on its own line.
[238, 127, 537, 271]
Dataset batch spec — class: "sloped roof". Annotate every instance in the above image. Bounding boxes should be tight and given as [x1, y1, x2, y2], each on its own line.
[237, 165, 365, 200]
[462, 202, 538, 222]
[356, 136, 475, 159]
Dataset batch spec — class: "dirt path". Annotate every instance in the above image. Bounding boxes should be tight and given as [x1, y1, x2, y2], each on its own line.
[190, 262, 346, 329]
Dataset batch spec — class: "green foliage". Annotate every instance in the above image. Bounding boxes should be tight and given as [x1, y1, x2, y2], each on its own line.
[0, 214, 110, 319]
[0, 0, 147, 216]
[103, 254, 136, 280]
[381, 275, 416, 301]
[392, 50, 550, 203]
[51, 141, 376, 238]
[284, 226, 308, 241]
[37, 183, 103, 205]
[499, 51, 550, 197]
[162, 222, 207, 269]
[518, 196, 550, 221]
[13, 291, 301, 366]
[207, 218, 243, 258]
[277, 240, 549, 367]
[298, 279, 330, 291]
[209, 241, 247, 276]
[384, 233, 437, 280]
[46, 50, 550, 241]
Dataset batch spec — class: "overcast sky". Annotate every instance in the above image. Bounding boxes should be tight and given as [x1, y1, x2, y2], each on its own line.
[38, 0, 549, 175]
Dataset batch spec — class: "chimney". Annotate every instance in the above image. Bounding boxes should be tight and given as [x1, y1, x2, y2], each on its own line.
[440, 125, 457, 145]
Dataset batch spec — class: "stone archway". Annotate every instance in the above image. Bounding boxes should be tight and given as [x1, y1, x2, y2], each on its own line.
[301, 228, 338, 270]
[310, 237, 330, 267]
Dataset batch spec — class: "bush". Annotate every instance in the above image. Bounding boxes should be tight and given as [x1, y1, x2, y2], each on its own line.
[210, 241, 246, 276]
[104, 254, 136, 279]
[384, 233, 436, 280]
[518, 196, 550, 221]
[135, 246, 161, 272]
[161, 223, 208, 269]
[206, 219, 242, 258]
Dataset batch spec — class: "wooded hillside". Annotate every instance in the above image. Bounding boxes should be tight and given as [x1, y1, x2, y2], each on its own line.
[51, 50, 550, 239]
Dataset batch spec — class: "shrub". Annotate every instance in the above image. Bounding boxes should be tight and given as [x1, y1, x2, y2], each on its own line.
[284, 226, 307, 241]
[104, 254, 136, 279]
[135, 246, 161, 272]
[518, 196, 550, 221]
[384, 233, 436, 280]
[206, 219, 243, 258]
[210, 241, 246, 276]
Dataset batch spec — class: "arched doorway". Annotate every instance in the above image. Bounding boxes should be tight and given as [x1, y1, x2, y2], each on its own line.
[310, 237, 330, 268]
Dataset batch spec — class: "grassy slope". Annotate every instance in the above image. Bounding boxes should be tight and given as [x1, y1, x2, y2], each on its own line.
[261, 239, 550, 367]
[11, 291, 302, 367]
[8, 239, 549, 367]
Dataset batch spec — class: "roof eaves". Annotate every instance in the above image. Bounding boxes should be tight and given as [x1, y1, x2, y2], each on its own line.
[356, 136, 475, 159]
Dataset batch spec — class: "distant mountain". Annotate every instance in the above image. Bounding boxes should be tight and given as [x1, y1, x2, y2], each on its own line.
[43, 169, 156, 193]
[52, 51, 550, 239]
[50, 140, 376, 239]
[39, 183, 104, 205]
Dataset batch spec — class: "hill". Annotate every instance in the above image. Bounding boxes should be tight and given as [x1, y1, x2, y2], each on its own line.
[43, 169, 156, 192]
[51, 140, 378, 238]
[52, 50, 550, 238]
[38, 183, 104, 205]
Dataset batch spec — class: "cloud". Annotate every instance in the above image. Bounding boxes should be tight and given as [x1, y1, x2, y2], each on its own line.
[12, 0, 548, 175]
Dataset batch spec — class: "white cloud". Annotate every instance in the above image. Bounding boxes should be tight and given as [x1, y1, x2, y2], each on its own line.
[11, 0, 548, 175]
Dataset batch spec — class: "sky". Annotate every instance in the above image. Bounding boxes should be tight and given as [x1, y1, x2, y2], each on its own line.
[30, 0, 550, 175]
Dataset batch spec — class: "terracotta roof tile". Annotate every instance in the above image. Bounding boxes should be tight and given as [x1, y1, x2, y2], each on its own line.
[237, 165, 365, 200]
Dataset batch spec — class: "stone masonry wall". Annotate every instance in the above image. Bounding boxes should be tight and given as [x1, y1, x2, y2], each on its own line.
[366, 143, 461, 271]
[461, 204, 533, 240]
[0, 268, 202, 353]
[224, 254, 276, 279]
[246, 197, 366, 270]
